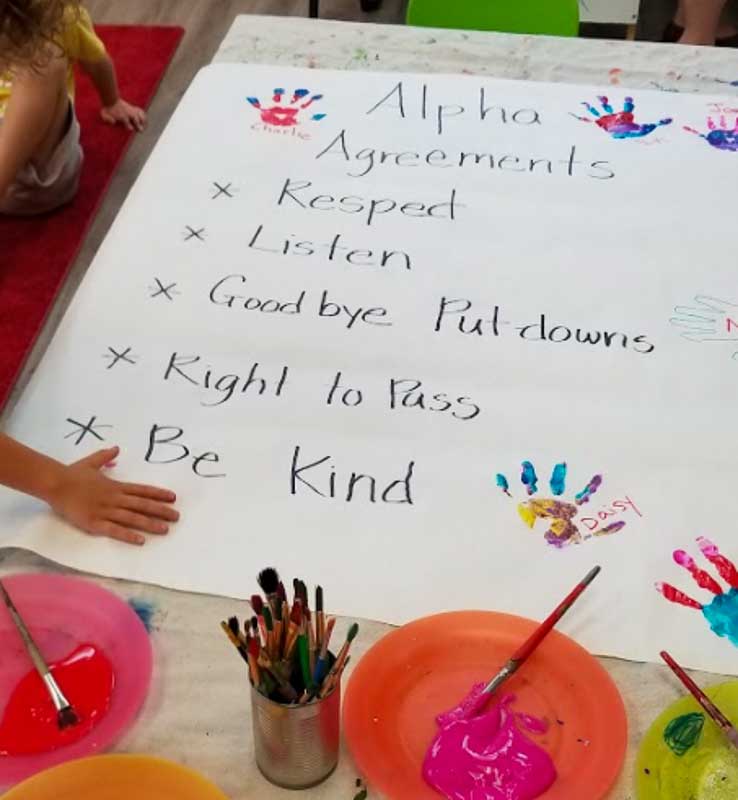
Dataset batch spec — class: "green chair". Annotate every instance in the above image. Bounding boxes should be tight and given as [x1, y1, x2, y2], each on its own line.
[405, 0, 580, 37]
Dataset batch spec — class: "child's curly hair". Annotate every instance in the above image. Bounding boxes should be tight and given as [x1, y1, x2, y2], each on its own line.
[0, 0, 80, 73]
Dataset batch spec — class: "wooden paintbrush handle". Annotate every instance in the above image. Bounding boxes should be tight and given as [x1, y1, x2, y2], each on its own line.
[0, 581, 50, 678]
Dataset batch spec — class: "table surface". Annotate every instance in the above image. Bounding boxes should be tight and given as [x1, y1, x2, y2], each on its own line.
[4, 14, 738, 800]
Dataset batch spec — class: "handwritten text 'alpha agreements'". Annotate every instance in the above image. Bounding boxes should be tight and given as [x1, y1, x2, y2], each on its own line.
[243, 82, 617, 274]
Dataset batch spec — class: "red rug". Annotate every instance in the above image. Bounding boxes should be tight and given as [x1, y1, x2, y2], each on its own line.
[0, 25, 183, 410]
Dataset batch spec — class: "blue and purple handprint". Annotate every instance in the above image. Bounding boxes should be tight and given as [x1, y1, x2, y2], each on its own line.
[571, 95, 672, 139]
[684, 116, 738, 152]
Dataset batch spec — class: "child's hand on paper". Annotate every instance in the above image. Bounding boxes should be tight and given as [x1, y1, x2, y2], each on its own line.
[100, 99, 147, 132]
[46, 446, 178, 545]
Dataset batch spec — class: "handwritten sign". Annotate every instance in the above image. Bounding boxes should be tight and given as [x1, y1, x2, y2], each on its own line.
[1, 65, 737, 674]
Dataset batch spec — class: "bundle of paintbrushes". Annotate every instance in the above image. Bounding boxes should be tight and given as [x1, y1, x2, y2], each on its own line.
[220, 567, 359, 705]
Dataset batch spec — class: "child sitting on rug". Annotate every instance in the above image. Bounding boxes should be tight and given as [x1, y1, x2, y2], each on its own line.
[0, 0, 146, 215]
[0, 433, 179, 545]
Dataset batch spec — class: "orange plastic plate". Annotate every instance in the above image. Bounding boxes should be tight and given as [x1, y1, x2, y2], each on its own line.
[343, 610, 627, 800]
[0, 755, 229, 800]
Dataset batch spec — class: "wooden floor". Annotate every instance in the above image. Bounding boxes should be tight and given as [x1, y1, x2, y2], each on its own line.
[2, 0, 405, 418]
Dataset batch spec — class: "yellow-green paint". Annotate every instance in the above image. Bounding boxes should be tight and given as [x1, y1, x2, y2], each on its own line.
[636, 681, 738, 799]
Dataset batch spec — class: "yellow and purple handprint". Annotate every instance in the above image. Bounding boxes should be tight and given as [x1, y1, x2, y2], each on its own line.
[571, 95, 672, 139]
[657, 538, 738, 647]
[684, 116, 738, 152]
[495, 461, 626, 548]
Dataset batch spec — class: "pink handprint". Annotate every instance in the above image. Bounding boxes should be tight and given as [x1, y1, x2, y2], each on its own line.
[571, 95, 672, 139]
[246, 87, 326, 127]
[656, 537, 738, 647]
[684, 116, 738, 152]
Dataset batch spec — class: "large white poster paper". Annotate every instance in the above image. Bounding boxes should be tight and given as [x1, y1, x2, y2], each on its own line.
[1, 64, 737, 673]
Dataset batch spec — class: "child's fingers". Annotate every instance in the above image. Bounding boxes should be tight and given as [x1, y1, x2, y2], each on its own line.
[78, 446, 120, 469]
[95, 521, 146, 546]
[118, 493, 180, 522]
[121, 482, 177, 503]
[108, 508, 169, 535]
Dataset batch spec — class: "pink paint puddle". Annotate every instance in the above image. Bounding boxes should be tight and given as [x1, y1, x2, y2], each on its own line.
[0, 644, 115, 756]
[423, 684, 557, 800]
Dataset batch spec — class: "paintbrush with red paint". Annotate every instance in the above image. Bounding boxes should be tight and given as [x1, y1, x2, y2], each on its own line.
[277, 581, 288, 657]
[247, 636, 261, 687]
[660, 650, 738, 751]
[470, 565, 602, 715]
[251, 595, 268, 646]
[0, 580, 79, 730]
[283, 600, 303, 660]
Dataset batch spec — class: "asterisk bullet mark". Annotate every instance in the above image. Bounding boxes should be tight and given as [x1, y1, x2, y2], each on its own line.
[211, 181, 234, 199]
[184, 225, 205, 241]
[149, 279, 179, 300]
[103, 346, 137, 369]
[64, 416, 112, 446]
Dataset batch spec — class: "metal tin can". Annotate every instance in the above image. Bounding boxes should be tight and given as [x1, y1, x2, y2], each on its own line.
[250, 682, 340, 789]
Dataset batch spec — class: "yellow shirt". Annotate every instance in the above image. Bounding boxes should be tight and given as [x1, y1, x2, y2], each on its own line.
[0, 7, 107, 116]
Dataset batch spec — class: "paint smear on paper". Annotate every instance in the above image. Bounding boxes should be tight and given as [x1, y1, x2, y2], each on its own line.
[520, 461, 538, 495]
[702, 589, 738, 646]
[549, 462, 567, 495]
[575, 474, 602, 504]
[422, 684, 556, 800]
[518, 498, 580, 548]
[495, 473, 511, 496]
[664, 712, 704, 756]
[657, 539, 738, 646]
[128, 597, 157, 633]
[0, 644, 115, 755]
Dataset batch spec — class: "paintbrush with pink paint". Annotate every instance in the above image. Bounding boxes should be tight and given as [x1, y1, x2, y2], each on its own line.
[660, 650, 738, 751]
[466, 565, 601, 717]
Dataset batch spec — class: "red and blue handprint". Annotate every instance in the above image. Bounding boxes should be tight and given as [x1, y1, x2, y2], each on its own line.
[247, 87, 326, 128]
[572, 95, 672, 139]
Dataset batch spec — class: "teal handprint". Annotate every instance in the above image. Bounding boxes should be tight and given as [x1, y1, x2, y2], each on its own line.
[670, 295, 738, 343]
[670, 294, 738, 364]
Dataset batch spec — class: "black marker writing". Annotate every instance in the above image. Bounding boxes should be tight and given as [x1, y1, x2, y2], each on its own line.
[65, 415, 112, 446]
